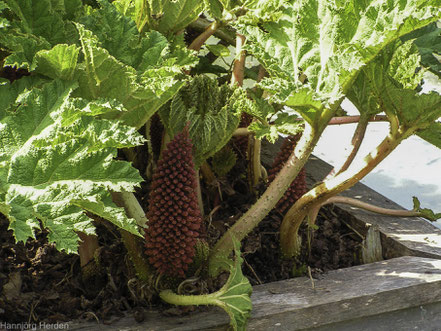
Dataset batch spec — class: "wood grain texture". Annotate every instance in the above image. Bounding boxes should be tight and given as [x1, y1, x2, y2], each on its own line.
[68, 257, 441, 330]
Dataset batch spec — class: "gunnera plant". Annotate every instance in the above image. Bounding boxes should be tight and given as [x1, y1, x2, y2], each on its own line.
[144, 126, 203, 278]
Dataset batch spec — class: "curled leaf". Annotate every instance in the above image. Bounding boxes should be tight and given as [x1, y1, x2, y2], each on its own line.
[413, 196, 441, 222]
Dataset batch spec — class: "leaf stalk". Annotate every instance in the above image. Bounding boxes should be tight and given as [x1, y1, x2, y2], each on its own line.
[280, 133, 404, 257]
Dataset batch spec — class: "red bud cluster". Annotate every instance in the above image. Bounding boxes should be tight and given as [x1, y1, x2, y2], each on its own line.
[144, 127, 202, 277]
[268, 134, 307, 214]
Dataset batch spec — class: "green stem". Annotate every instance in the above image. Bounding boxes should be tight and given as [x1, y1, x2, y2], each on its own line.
[323, 196, 428, 218]
[195, 169, 205, 217]
[247, 132, 262, 194]
[77, 232, 101, 282]
[111, 192, 152, 282]
[233, 127, 251, 136]
[119, 229, 153, 283]
[78, 232, 99, 268]
[328, 114, 388, 125]
[189, 18, 236, 46]
[200, 161, 217, 186]
[188, 21, 220, 52]
[145, 120, 155, 180]
[209, 123, 320, 275]
[231, 34, 246, 87]
[111, 191, 147, 227]
[331, 115, 369, 177]
[280, 133, 404, 257]
[160, 289, 215, 306]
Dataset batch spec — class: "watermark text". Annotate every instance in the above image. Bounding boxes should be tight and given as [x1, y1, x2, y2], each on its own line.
[0, 322, 69, 330]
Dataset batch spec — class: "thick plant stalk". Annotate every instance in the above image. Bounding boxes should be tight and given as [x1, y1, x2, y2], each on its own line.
[280, 133, 405, 257]
[78, 232, 99, 268]
[327, 115, 369, 179]
[231, 33, 264, 193]
[247, 133, 262, 193]
[112, 191, 148, 227]
[200, 161, 217, 185]
[119, 229, 153, 283]
[233, 115, 387, 137]
[111, 192, 152, 282]
[267, 134, 307, 214]
[231, 34, 246, 87]
[209, 123, 319, 275]
[78, 232, 100, 281]
[323, 196, 431, 218]
[195, 169, 205, 217]
[328, 114, 388, 125]
[188, 21, 220, 51]
[189, 18, 236, 46]
[233, 127, 251, 136]
[160, 289, 214, 306]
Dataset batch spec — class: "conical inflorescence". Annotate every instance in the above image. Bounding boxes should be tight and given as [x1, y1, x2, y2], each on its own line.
[144, 126, 202, 277]
[268, 135, 307, 214]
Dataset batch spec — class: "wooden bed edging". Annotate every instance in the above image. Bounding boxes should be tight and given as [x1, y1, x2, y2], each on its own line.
[69, 256, 441, 330]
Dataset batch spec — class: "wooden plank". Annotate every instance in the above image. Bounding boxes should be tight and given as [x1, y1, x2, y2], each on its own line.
[68, 257, 441, 330]
[305, 155, 441, 260]
[310, 301, 441, 331]
[247, 256, 441, 330]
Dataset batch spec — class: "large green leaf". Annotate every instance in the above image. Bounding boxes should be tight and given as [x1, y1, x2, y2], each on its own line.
[33, 99, 146, 151]
[0, 1, 10, 29]
[74, 23, 194, 129]
[50, 0, 83, 21]
[79, 0, 142, 67]
[159, 76, 242, 167]
[241, 93, 303, 143]
[347, 40, 424, 118]
[4, 0, 66, 44]
[0, 79, 143, 253]
[238, 0, 441, 126]
[349, 40, 441, 130]
[417, 121, 441, 148]
[34, 44, 80, 80]
[112, 0, 203, 36]
[0, 0, 79, 69]
[0, 32, 51, 70]
[402, 22, 441, 77]
[136, 0, 204, 36]
[205, 0, 287, 22]
[0, 76, 47, 117]
[209, 238, 253, 331]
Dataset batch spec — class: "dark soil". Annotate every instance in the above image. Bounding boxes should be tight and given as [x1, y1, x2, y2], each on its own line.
[0, 195, 362, 324]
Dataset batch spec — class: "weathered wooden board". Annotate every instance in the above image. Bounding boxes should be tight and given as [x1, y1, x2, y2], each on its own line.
[309, 301, 441, 331]
[305, 155, 441, 260]
[69, 256, 441, 330]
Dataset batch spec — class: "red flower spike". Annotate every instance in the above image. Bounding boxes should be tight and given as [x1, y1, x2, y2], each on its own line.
[144, 126, 203, 278]
[268, 134, 307, 215]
